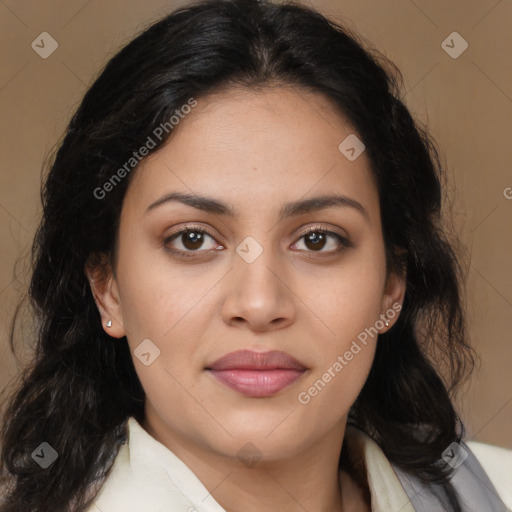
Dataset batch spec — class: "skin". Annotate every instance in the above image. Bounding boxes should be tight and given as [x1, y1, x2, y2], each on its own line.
[87, 85, 406, 512]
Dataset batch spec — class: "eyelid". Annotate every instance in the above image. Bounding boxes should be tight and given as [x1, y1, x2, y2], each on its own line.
[298, 224, 349, 240]
[165, 223, 218, 239]
[163, 224, 222, 252]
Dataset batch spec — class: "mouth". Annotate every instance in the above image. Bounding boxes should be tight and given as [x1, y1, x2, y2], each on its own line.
[205, 349, 307, 398]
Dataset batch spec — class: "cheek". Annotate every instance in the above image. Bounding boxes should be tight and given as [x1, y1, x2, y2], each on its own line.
[299, 248, 386, 340]
[293, 244, 385, 414]
[133, 362, 209, 446]
[115, 258, 219, 406]
[115, 243, 216, 346]
[295, 324, 378, 433]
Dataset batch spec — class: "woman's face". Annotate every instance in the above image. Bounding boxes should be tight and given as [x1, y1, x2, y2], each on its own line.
[89, 86, 405, 461]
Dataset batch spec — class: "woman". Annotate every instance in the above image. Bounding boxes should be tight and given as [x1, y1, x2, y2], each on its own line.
[0, 0, 510, 510]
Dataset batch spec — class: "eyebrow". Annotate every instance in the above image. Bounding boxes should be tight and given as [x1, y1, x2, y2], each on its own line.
[145, 191, 369, 222]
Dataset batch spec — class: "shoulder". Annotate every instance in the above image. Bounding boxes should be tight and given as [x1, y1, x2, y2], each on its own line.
[83, 441, 141, 511]
[83, 418, 220, 512]
[465, 439, 512, 509]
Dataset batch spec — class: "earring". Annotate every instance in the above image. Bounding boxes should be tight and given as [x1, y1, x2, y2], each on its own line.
[106, 320, 112, 328]
[384, 319, 390, 327]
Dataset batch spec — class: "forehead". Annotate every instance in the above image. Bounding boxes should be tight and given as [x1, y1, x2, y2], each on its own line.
[124, 86, 380, 224]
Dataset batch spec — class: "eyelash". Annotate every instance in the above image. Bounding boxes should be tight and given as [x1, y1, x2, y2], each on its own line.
[163, 224, 352, 260]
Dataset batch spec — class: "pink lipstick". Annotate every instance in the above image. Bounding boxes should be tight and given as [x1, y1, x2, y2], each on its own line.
[206, 349, 307, 398]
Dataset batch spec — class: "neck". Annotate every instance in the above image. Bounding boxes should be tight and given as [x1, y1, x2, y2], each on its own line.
[143, 410, 348, 512]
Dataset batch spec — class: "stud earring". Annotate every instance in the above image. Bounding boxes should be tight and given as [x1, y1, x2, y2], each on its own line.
[106, 320, 112, 328]
[384, 319, 390, 327]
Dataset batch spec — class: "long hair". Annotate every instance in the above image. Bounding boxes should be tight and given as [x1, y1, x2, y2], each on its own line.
[0, 0, 476, 510]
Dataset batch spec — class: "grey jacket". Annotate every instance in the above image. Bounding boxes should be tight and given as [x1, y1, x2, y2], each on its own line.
[392, 441, 510, 511]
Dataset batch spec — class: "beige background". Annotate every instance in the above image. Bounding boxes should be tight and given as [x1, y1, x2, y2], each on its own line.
[0, 0, 510, 448]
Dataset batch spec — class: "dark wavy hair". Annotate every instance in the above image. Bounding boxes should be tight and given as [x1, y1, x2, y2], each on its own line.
[0, 0, 477, 510]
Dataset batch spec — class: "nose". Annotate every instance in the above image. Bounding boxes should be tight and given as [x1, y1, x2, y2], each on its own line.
[221, 244, 296, 333]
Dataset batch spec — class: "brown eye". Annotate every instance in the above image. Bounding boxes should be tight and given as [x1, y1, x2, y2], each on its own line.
[303, 231, 328, 251]
[293, 227, 352, 254]
[164, 227, 222, 258]
[180, 230, 207, 250]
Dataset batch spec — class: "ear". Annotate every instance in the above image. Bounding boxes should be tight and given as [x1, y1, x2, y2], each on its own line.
[84, 253, 126, 339]
[379, 257, 406, 333]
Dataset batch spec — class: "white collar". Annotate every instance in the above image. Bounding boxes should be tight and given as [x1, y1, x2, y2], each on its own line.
[89, 417, 416, 512]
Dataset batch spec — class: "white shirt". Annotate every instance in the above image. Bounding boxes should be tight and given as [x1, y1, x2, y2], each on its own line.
[87, 417, 512, 512]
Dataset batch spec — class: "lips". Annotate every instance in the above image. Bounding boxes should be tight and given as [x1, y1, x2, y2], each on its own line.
[206, 349, 307, 398]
